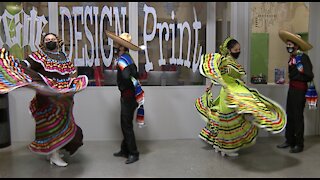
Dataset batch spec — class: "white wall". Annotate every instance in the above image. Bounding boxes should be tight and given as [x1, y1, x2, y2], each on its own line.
[8, 84, 317, 142]
[308, 2, 320, 135]
[8, 86, 212, 141]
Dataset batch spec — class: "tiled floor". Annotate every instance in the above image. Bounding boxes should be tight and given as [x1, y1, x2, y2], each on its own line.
[1, 136, 320, 178]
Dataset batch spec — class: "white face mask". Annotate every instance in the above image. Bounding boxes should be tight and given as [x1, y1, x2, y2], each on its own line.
[287, 47, 294, 53]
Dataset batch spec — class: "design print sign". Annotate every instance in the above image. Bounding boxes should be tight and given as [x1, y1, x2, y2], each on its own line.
[0, 4, 203, 73]
[143, 4, 203, 72]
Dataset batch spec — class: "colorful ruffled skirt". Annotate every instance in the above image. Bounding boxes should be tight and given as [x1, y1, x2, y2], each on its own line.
[195, 53, 286, 154]
[196, 89, 258, 153]
[29, 93, 83, 155]
[0, 48, 87, 155]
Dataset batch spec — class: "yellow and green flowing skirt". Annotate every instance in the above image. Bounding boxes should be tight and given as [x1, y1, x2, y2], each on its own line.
[195, 53, 286, 153]
[196, 89, 258, 153]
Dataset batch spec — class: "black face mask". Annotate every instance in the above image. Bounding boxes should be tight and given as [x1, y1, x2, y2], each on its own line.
[45, 41, 57, 51]
[231, 52, 240, 59]
[113, 47, 120, 58]
[287, 47, 294, 53]
[113, 47, 119, 54]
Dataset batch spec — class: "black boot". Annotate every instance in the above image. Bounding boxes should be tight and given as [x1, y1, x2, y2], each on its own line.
[113, 151, 129, 158]
[277, 142, 294, 149]
[125, 155, 139, 164]
[289, 146, 303, 153]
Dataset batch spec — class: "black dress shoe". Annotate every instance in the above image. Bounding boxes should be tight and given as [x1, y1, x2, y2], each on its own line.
[125, 155, 139, 164]
[290, 146, 303, 153]
[277, 142, 293, 149]
[113, 151, 128, 158]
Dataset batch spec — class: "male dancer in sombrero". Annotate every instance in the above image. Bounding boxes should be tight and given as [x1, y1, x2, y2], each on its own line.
[277, 30, 316, 153]
[105, 31, 145, 164]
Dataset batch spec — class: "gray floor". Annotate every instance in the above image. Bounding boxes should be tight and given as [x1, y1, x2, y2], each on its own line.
[1, 136, 320, 178]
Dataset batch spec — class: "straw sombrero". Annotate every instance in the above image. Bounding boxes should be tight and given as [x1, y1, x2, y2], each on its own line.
[105, 31, 141, 51]
[279, 30, 313, 51]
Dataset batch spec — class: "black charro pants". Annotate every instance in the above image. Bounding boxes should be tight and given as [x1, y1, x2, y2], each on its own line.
[285, 88, 306, 147]
[120, 96, 139, 157]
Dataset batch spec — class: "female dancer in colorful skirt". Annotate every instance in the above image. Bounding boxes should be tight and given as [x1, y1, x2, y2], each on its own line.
[195, 37, 287, 157]
[0, 33, 88, 167]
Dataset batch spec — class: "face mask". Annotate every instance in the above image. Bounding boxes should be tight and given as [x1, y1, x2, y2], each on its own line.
[113, 47, 119, 54]
[287, 47, 294, 53]
[113, 47, 121, 59]
[45, 41, 57, 51]
[231, 52, 240, 59]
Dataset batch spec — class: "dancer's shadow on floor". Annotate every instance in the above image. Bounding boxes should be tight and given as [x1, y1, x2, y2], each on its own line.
[228, 143, 300, 172]
[137, 140, 153, 155]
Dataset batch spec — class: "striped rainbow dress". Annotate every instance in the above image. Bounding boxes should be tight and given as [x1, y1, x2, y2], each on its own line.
[195, 53, 286, 154]
[0, 48, 88, 155]
[27, 50, 87, 155]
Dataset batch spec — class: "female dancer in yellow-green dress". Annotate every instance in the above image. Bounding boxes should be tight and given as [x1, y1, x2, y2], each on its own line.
[195, 37, 286, 157]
